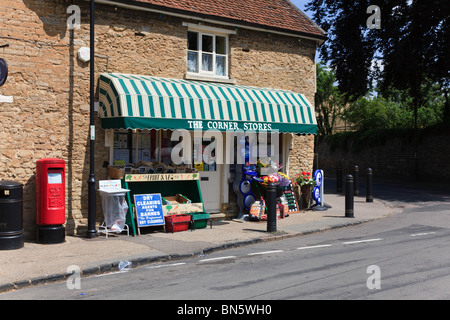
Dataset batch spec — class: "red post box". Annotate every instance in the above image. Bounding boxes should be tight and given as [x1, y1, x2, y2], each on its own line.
[36, 158, 66, 244]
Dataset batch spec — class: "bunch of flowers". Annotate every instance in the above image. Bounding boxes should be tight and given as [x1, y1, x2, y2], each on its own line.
[278, 172, 289, 179]
[277, 172, 291, 187]
[295, 171, 316, 187]
[262, 173, 281, 184]
[257, 159, 282, 176]
[256, 158, 268, 168]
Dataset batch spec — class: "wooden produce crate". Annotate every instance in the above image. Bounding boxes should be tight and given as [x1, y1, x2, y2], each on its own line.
[108, 166, 124, 179]
[162, 194, 203, 215]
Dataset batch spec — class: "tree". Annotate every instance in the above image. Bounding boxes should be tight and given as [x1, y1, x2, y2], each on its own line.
[306, 0, 450, 127]
[342, 96, 410, 131]
[315, 63, 344, 137]
[342, 84, 445, 131]
[306, 0, 378, 101]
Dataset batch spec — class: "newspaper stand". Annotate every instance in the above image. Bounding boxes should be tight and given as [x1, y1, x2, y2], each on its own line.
[98, 180, 130, 238]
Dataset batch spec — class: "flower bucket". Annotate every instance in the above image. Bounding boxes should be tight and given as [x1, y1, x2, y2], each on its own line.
[301, 185, 312, 209]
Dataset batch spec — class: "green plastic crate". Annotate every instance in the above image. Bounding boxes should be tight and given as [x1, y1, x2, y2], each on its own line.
[188, 212, 210, 229]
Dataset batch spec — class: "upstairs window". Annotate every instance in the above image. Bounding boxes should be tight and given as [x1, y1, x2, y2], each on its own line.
[187, 31, 228, 78]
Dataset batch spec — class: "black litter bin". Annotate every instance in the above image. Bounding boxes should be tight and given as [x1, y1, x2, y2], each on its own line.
[0, 180, 24, 250]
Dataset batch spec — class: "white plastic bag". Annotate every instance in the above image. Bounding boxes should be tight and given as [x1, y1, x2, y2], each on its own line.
[102, 194, 128, 233]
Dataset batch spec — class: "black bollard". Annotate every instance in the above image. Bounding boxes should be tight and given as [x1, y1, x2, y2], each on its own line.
[353, 165, 359, 196]
[266, 183, 277, 232]
[366, 168, 373, 203]
[345, 174, 354, 218]
[336, 164, 342, 193]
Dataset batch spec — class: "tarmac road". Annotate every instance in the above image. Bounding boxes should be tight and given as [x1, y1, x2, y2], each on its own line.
[2, 196, 450, 300]
[1, 176, 449, 301]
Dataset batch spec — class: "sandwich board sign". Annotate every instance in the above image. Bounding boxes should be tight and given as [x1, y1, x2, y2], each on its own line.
[133, 193, 165, 234]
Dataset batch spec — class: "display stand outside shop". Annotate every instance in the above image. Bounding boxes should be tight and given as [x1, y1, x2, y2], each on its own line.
[98, 180, 130, 238]
[123, 173, 205, 236]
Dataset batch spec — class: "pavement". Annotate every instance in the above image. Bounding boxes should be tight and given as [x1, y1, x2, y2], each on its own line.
[0, 190, 395, 293]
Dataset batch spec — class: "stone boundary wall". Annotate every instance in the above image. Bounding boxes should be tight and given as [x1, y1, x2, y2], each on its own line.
[316, 132, 450, 182]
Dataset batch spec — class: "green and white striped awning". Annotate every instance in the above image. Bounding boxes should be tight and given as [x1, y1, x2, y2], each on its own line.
[98, 73, 317, 134]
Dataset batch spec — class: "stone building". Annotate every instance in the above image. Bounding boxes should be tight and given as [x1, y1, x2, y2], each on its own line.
[0, 0, 326, 238]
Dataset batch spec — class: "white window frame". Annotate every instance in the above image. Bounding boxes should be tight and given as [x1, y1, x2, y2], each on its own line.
[184, 23, 235, 80]
[187, 31, 229, 78]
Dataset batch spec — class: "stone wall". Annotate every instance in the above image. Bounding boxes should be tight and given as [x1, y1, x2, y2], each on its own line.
[0, 0, 317, 238]
[316, 131, 450, 182]
[289, 134, 315, 176]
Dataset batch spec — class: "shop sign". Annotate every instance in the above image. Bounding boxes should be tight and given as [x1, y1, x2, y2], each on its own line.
[134, 193, 165, 227]
[0, 58, 8, 87]
[313, 170, 323, 187]
[125, 173, 199, 182]
[0, 58, 12, 103]
[99, 180, 122, 190]
[187, 120, 273, 131]
[313, 169, 324, 206]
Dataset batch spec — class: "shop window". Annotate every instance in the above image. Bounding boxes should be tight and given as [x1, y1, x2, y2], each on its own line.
[257, 132, 282, 166]
[193, 136, 217, 172]
[160, 130, 179, 164]
[187, 31, 228, 78]
[133, 130, 159, 163]
[113, 129, 159, 165]
[255, 132, 283, 175]
[113, 131, 132, 165]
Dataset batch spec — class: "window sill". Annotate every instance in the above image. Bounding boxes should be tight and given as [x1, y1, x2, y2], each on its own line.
[184, 73, 236, 85]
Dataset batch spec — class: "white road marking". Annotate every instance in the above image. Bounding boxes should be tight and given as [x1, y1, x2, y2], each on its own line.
[146, 263, 186, 269]
[297, 244, 332, 250]
[199, 256, 236, 262]
[248, 250, 284, 256]
[94, 270, 129, 277]
[91, 231, 440, 279]
[342, 238, 383, 245]
[410, 232, 436, 237]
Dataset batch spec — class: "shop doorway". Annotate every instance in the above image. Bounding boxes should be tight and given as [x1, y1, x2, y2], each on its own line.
[194, 135, 222, 212]
[199, 166, 222, 212]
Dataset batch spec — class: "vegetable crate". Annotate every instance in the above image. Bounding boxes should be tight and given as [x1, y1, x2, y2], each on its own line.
[162, 194, 203, 215]
[164, 214, 191, 233]
[188, 212, 211, 230]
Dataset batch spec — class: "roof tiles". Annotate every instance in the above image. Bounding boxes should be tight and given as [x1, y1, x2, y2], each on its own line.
[130, 0, 326, 38]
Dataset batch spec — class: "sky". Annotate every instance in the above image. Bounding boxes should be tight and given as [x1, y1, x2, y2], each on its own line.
[290, 0, 310, 17]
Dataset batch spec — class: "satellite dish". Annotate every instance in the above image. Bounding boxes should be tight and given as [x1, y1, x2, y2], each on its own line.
[0, 58, 8, 87]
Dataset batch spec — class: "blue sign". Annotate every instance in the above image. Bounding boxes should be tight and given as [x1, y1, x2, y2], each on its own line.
[134, 194, 165, 227]
[313, 169, 325, 207]
[313, 170, 323, 187]
[312, 186, 321, 203]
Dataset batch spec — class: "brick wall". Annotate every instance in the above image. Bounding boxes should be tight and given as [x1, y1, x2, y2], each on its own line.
[0, 0, 317, 238]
